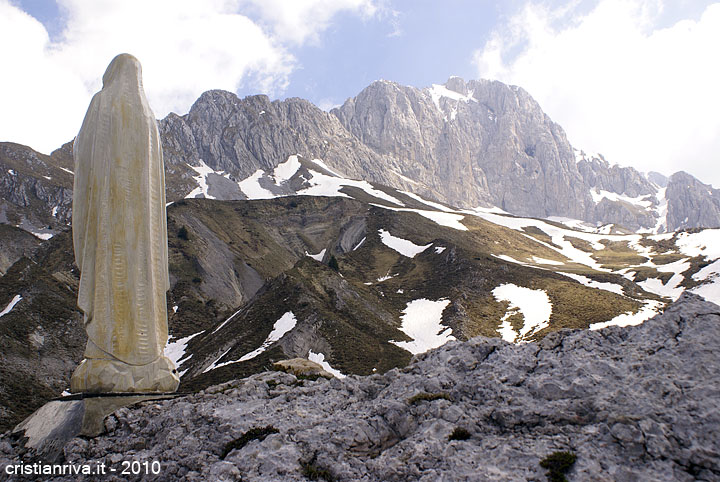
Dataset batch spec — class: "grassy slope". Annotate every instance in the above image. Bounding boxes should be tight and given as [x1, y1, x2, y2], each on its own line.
[1, 195, 711, 430]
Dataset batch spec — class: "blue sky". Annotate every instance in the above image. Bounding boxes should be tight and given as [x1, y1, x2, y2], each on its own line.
[271, 1, 499, 108]
[2, 0, 719, 187]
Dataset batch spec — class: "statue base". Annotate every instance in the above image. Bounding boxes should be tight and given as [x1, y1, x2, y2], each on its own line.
[70, 356, 180, 393]
[11, 393, 181, 463]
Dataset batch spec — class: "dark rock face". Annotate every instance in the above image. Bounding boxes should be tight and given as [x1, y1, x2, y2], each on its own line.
[0, 224, 40, 275]
[0, 230, 85, 434]
[2, 293, 716, 481]
[666, 171, 720, 230]
[0, 143, 74, 235]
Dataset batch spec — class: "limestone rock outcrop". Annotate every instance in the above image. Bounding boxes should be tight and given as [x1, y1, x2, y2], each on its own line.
[3, 293, 716, 481]
[666, 171, 720, 230]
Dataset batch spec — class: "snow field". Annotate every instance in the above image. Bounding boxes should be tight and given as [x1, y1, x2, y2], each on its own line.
[205, 312, 298, 372]
[178, 154, 720, 324]
[590, 188, 653, 209]
[308, 351, 346, 378]
[186, 160, 218, 199]
[164, 331, 204, 377]
[559, 273, 625, 296]
[298, 170, 405, 206]
[391, 299, 454, 354]
[675, 229, 720, 259]
[378, 229, 431, 258]
[236, 312, 297, 362]
[273, 155, 301, 184]
[492, 284, 552, 343]
[589, 300, 663, 330]
[427, 84, 476, 111]
[306, 248, 326, 261]
[371, 204, 468, 231]
[238, 169, 275, 199]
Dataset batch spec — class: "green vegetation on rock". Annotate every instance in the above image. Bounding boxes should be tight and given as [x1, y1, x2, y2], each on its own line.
[539, 451, 577, 482]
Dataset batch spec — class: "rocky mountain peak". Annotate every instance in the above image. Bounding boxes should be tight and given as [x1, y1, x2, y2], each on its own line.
[647, 171, 668, 188]
[666, 171, 720, 230]
[151, 75, 720, 232]
[443, 76, 469, 95]
[3, 75, 720, 240]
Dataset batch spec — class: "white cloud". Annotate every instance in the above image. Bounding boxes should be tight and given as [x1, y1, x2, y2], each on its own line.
[0, 0, 376, 153]
[316, 98, 341, 111]
[241, 0, 377, 45]
[474, 0, 720, 187]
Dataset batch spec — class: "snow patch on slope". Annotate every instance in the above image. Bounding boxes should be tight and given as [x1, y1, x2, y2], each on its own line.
[400, 190, 453, 212]
[164, 331, 204, 376]
[378, 229, 431, 258]
[690, 281, 720, 306]
[377, 271, 395, 282]
[212, 307, 244, 334]
[308, 351, 346, 378]
[653, 187, 668, 234]
[306, 248, 326, 262]
[391, 298, 454, 354]
[492, 284, 552, 343]
[353, 237, 366, 251]
[273, 155, 301, 184]
[413, 210, 467, 231]
[560, 273, 625, 295]
[428, 84, 476, 110]
[639, 277, 684, 300]
[689, 259, 720, 305]
[238, 170, 276, 200]
[370, 204, 468, 231]
[546, 216, 597, 233]
[30, 230, 53, 240]
[311, 159, 344, 177]
[470, 209, 657, 271]
[589, 300, 663, 330]
[693, 259, 720, 282]
[638, 258, 690, 300]
[298, 170, 405, 206]
[186, 160, 217, 199]
[531, 256, 563, 266]
[206, 312, 298, 372]
[493, 254, 527, 265]
[237, 312, 297, 362]
[676, 229, 720, 260]
[0, 295, 22, 318]
[590, 188, 653, 209]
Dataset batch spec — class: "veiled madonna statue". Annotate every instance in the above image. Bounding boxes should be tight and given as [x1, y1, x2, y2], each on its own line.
[70, 54, 179, 393]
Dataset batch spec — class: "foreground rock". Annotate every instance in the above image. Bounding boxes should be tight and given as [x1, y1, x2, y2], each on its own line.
[2, 293, 718, 481]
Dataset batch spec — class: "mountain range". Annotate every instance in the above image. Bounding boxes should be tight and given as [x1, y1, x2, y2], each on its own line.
[1, 77, 720, 437]
[3, 76, 720, 242]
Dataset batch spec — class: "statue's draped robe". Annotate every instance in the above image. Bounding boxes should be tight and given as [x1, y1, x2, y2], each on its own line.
[73, 55, 169, 367]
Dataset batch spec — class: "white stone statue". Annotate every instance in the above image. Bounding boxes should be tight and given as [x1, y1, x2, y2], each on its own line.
[70, 54, 179, 393]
